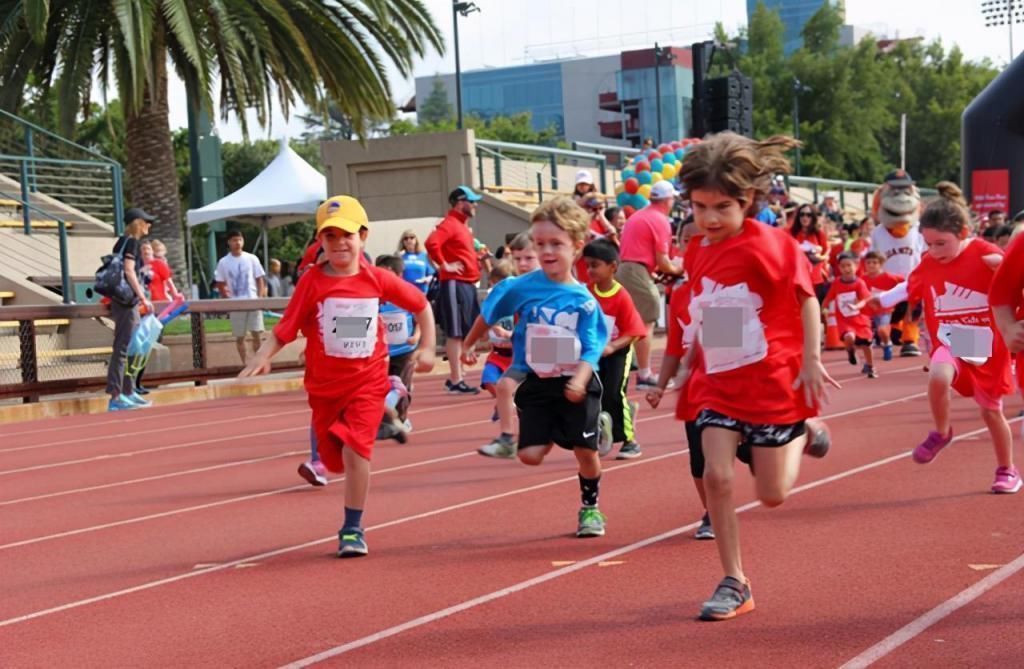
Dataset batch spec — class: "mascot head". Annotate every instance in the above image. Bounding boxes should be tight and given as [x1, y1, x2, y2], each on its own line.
[871, 169, 922, 239]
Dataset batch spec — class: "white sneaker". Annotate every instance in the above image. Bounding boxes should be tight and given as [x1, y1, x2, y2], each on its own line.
[597, 412, 614, 457]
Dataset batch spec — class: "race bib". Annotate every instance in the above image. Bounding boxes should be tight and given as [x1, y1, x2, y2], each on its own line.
[322, 297, 379, 359]
[937, 323, 992, 366]
[837, 292, 860, 318]
[525, 323, 581, 377]
[381, 310, 409, 346]
[695, 281, 768, 374]
[603, 314, 618, 340]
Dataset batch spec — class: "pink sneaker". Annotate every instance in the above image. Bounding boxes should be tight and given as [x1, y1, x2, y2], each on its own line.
[992, 466, 1022, 494]
[912, 429, 953, 464]
[297, 460, 328, 487]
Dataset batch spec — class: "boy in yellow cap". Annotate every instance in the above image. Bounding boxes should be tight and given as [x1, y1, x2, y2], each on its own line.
[241, 195, 436, 557]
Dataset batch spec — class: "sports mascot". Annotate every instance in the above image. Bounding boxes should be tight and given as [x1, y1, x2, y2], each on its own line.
[869, 169, 925, 357]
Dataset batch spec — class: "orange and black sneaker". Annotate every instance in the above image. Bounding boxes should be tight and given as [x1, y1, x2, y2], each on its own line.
[698, 576, 755, 621]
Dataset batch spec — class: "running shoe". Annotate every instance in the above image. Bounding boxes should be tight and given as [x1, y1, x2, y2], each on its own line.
[804, 420, 831, 459]
[847, 348, 857, 366]
[403, 418, 414, 432]
[479, 435, 517, 459]
[900, 342, 922, 357]
[616, 441, 642, 460]
[695, 512, 715, 540]
[597, 411, 614, 457]
[125, 392, 152, 408]
[576, 506, 607, 537]
[491, 406, 500, 422]
[883, 344, 893, 361]
[912, 429, 953, 464]
[297, 460, 328, 487]
[135, 385, 151, 395]
[337, 527, 368, 558]
[865, 365, 878, 379]
[445, 379, 481, 395]
[698, 576, 755, 621]
[635, 375, 659, 390]
[377, 421, 408, 444]
[108, 395, 137, 411]
[991, 466, 1022, 494]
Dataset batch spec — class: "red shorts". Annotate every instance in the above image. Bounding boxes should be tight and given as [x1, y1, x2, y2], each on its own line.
[931, 346, 1003, 411]
[308, 377, 389, 473]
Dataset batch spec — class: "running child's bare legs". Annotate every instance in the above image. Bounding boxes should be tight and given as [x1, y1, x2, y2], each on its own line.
[496, 375, 518, 435]
[702, 427, 744, 581]
[574, 447, 601, 479]
[342, 448, 371, 511]
[518, 444, 553, 466]
[750, 434, 806, 507]
[928, 362, 955, 435]
[981, 408, 1014, 469]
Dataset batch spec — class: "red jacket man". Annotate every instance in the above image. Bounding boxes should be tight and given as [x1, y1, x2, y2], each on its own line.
[425, 186, 484, 394]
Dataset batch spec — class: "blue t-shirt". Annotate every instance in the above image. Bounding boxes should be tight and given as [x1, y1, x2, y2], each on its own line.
[401, 251, 434, 293]
[755, 205, 778, 227]
[380, 302, 416, 357]
[481, 270, 608, 376]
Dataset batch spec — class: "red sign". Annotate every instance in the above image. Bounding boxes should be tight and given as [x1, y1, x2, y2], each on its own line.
[971, 169, 1010, 216]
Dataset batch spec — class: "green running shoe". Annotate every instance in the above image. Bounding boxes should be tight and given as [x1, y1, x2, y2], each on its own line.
[576, 506, 606, 538]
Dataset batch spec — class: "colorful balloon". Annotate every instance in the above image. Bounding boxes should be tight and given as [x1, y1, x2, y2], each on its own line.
[637, 170, 653, 185]
[638, 184, 652, 199]
[658, 144, 672, 154]
[675, 148, 685, 159]
[635, 160, 651, 173]
[621, 168, 635, 180]
[651, 159, 664, 173]
[624, 177, 640, 194]
[662, 152, 677, 165]
[631, 194, 649, 209]
[662, 163, 676, 179]
[623, 205, 636, 218]
[617, 191, 630, 207]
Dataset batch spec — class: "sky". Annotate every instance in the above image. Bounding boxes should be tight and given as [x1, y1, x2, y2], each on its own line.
[166, 0, 1019, 143]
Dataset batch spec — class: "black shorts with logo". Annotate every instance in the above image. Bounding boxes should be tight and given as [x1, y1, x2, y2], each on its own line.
[695, 408, 806, 448]
[515, 373, 603, 451]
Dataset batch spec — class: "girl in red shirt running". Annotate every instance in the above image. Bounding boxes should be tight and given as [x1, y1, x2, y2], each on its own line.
[866, 191, 1018, 494]
[989, 230, 1024, 447]
[671, 133, 839, 622]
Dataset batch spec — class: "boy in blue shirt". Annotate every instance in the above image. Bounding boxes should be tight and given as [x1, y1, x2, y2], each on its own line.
[462, 197, 614, 537]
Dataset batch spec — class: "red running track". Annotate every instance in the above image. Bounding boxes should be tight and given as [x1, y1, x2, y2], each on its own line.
[1, 349, 1022, 668]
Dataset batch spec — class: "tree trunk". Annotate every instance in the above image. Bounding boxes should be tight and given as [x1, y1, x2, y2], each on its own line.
[124, 22, 186, 287]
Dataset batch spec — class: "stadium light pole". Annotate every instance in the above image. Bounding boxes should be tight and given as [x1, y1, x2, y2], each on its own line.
[981, 0, 1024, 65]
[453, 1, 480, 129]
[792, 77, 811, 175]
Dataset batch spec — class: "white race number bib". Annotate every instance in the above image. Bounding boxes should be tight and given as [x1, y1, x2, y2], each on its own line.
[837, 292, 860, 318]
[322, 297, 379, 358]
[525, 323, 581, 377]
[937, 323, 992, 366]
[693, 280, 767, 374]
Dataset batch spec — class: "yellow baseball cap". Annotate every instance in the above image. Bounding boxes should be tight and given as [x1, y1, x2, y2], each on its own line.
[315, 196, 369, 235]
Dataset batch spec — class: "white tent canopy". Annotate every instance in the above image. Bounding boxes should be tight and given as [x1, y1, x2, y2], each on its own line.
[185, 138, 326, 289]
[186, 138, 326, 229]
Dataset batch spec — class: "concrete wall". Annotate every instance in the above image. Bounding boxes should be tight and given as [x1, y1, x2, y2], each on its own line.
[560, 55, 630, 148]
[321, 131, 476, 222]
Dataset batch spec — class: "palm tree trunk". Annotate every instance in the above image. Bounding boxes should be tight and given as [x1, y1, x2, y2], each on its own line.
[124, 22, 186, 287]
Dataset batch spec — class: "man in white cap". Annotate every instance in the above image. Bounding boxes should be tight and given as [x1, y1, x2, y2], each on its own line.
[573, 169, 596, 204]
[616, 180, 683, 388]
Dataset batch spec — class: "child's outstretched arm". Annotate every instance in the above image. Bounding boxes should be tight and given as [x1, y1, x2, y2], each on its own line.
[411, 306, 437, 372]
[793, 294, 841, 408]
[240, 334, 285, 377]
[460, 315, 490, 366]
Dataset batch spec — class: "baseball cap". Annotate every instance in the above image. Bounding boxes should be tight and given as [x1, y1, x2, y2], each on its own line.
[315, 196, 369, 236]
[124, 207, 155, 224]
[884, 169, 914, 187]
[448, 186, 482, 205]
[649, 181, 680, 201]
[582, 195, 604, 210]
[575, 169, 594, 185]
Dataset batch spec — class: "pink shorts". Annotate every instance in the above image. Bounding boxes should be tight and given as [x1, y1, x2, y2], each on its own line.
[930, 346, 1003, 411]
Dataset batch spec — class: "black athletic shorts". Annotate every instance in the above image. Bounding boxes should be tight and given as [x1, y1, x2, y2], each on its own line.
[852, 337, 872, 347]
[686, 419, 753, 478]
[515, 373, 603, 451]
[696, 408, 806, 448]
[436, 279, 480, 339]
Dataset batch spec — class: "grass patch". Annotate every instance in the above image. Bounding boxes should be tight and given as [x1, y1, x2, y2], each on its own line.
[162, 314, 280, 336]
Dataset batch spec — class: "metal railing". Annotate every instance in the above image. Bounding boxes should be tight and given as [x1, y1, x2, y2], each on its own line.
[0, 298, 300, 402]
[0, 188, 71, 301]
[475, 139, 609, 193]
[785, 175, 939, 211]
[0, 109, 124, 234]
[571, 140, 642, 170]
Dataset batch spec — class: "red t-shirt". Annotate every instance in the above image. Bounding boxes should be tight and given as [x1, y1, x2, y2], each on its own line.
[793, 229, 829, 285]
[665, 284, 704, 422]
[862, 271, 904, 315]
[680, 220, 817, 424]
[273, 265, 427, 399]
[425, 210, 481, 283]
[907, 238, 1012, 399]
[149, 257, 173, 301]
[588, 281, 647, 341]
[989, 233, 1024, 319]
[824, 278, 872, 340]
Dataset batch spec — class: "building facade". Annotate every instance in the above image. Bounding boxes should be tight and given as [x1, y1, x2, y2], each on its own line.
[412, 48, 693, 148]
[747, 0, 843, 54]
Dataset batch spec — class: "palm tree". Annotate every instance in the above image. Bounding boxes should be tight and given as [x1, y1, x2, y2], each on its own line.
[0, 0, 443, 278]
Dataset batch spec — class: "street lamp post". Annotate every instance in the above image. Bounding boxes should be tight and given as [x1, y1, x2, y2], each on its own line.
[981, 0, 1024, 64]
[792, 77, 811, 175]
[453, 1, 480, 130]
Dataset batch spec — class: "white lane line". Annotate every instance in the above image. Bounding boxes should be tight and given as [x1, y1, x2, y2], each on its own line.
[0, 451, 683, 629]
[839, 551, 1024, 668]
[0, 418, 494, 507]
[281, 419, 1011, 667]
[0, 396, 492, 455]
[0, 451, 479, 551]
